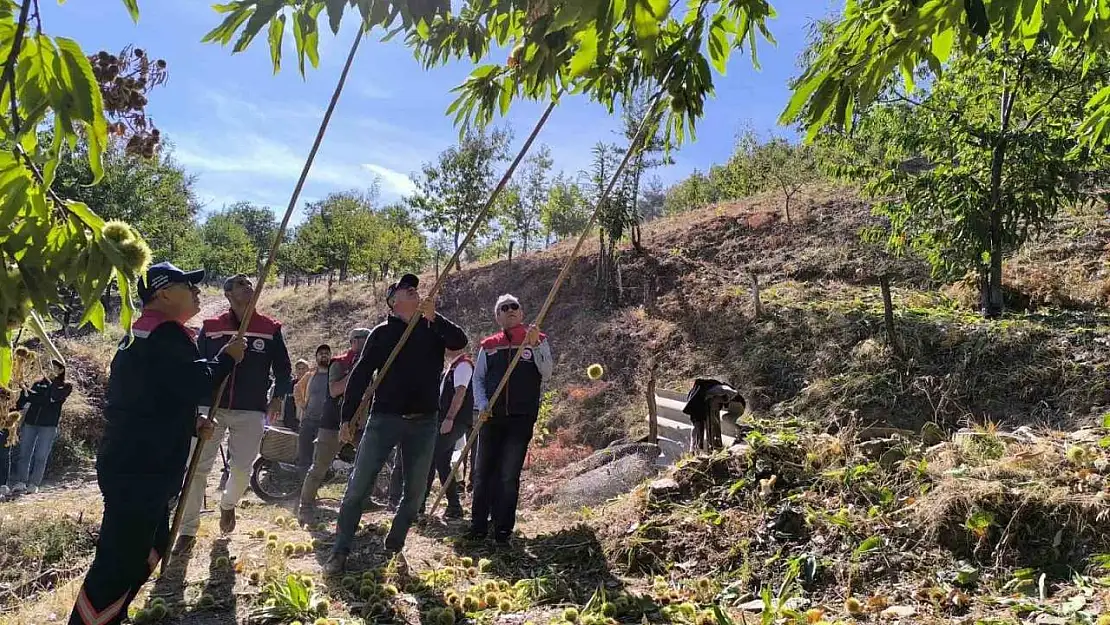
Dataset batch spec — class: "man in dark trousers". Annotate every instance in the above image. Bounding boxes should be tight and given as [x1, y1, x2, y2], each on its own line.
[297, 328, 369, 523]
[324, 274, 467, 574]
[175, 274, 293, 553]
[470, 294, 552, 545]
[10, 359, 72, 494]
[420, 346, 474, 518]
[68, 262, 245, 625]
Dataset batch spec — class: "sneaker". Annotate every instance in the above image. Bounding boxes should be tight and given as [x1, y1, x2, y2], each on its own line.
[493, 534, 512, 547]
[26, 485, 38, 495]
[172, 535, 197, 556]
[10, 482, 26, 494]
[0, 485, 10, 496]
[323, 552, 347, 575]
[444, 506, 464, 520]
[219, 507, 236, 534]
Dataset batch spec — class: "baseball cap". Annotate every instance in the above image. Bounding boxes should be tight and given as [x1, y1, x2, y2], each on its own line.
[349, 327, 371, 341]
[139, 262, 205, 304]
[385, 273, 420, 304]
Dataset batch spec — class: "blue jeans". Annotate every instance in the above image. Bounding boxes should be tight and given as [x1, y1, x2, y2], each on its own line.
[14, 424, 58, 487]
[333, 413, 437, 554]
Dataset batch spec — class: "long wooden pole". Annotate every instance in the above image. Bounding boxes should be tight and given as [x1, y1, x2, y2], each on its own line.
[429, 78, 673, 514]
[162, 29, 365, 573]
[343, 100, 559, 434]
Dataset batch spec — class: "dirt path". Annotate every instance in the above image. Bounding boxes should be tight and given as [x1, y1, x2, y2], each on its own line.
[0, 463, 620, 625]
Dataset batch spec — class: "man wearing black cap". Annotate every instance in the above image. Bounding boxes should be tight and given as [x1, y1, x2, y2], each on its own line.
[324, 274, 468, 574]
[69, 262, 245, 625]
[174, 273, 292, 553]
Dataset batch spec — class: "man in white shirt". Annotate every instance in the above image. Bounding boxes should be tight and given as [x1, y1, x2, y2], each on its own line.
[420, 348, 474, 518]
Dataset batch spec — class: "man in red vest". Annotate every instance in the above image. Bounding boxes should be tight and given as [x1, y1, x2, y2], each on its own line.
[174, 274, 292, 553]
[468, 294, 552, 545]
[420, 347, 474, 518]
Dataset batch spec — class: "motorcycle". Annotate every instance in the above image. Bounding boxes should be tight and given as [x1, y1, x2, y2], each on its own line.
[238, 425, 391, 503]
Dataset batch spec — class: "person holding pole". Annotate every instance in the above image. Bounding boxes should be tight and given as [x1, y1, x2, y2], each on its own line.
[419, 347, 473, 518]
[173, 274, 292, 554]
[324, 274, 467, 574]
[468, 294, 552, 545]
[68, 262, 245, 625]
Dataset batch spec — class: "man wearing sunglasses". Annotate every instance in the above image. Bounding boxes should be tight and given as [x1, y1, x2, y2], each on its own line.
[174, 274, 293, 554]
[468, 294, 553, 545]
[325, 273, 467, 574]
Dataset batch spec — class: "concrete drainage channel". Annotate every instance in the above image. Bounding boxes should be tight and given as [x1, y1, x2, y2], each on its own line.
[653, 388, 739, 466]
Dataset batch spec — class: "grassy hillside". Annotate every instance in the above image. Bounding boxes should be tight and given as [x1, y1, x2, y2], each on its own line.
[256, 184, 1109, 446]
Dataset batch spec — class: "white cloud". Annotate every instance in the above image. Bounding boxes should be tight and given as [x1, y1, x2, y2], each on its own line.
[362, 163, 417, 197]
[357, 82, 393, 100]
[200, 89, 326, 124]
[174, 132, 378, 190]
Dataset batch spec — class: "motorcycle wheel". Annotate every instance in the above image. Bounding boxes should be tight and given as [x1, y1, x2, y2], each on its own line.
[250, 457, 303, 503]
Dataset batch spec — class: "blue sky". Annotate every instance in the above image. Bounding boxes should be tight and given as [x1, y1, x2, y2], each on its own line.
[41, 1, 836, 219]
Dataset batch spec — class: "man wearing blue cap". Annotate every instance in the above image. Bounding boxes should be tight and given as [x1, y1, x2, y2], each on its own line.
[68, 262, 245, 625]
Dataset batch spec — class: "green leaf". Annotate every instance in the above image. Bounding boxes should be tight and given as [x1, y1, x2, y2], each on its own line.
[116, 268, 136, 337]
[569, 27, 598, 77]
[54, 37, 108, 182]
[632, 0, 661, 44]
[120, 0, 140, 22]
[326, 0, 347, 34]
[853, 535, 883, 557]
[79, 299, 106, 331]
[931, 28, 955, 63]
[203, 4, 253, 45]
[268, 14, 286, 73]
[1101, 411, 1110, 428]
[65, 200, 106, 232]
[708, 15, 730, 74]
[233, 1, 284, 53]
[0, 339, 10, 388]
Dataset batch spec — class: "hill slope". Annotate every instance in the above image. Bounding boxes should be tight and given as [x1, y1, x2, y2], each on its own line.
[262, 185, 1110, 445]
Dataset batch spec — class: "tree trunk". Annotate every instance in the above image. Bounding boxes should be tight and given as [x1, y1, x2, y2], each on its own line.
[782, 182, 792, 225]
[453, 219, 462, 272]
[508, 240, 514, 267]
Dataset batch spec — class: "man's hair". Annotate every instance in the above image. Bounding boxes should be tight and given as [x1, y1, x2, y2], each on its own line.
[294, 358, 310, 369]
[223, 274, 251, 292]
[315, 343, 332, 355]
[494, 294, 520, 316]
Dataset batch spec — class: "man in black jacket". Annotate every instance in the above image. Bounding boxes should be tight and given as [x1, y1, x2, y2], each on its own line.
[325, 274, 467, 574]
[68, 262, 245, 625]
[10, 359, 72, 494]
[420, 347, 474, 518]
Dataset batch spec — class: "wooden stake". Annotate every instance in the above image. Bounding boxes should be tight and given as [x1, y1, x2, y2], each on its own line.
[880, 274, 900, 357]
[646, 362, 659, 445]
[749, 272, 763, 319]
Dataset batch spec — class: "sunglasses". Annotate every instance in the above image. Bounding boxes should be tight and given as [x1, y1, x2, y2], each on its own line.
[499, 302, 520, 313]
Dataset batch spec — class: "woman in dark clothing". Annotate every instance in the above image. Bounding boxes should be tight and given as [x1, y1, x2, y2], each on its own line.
[11, 360, 72, 493]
